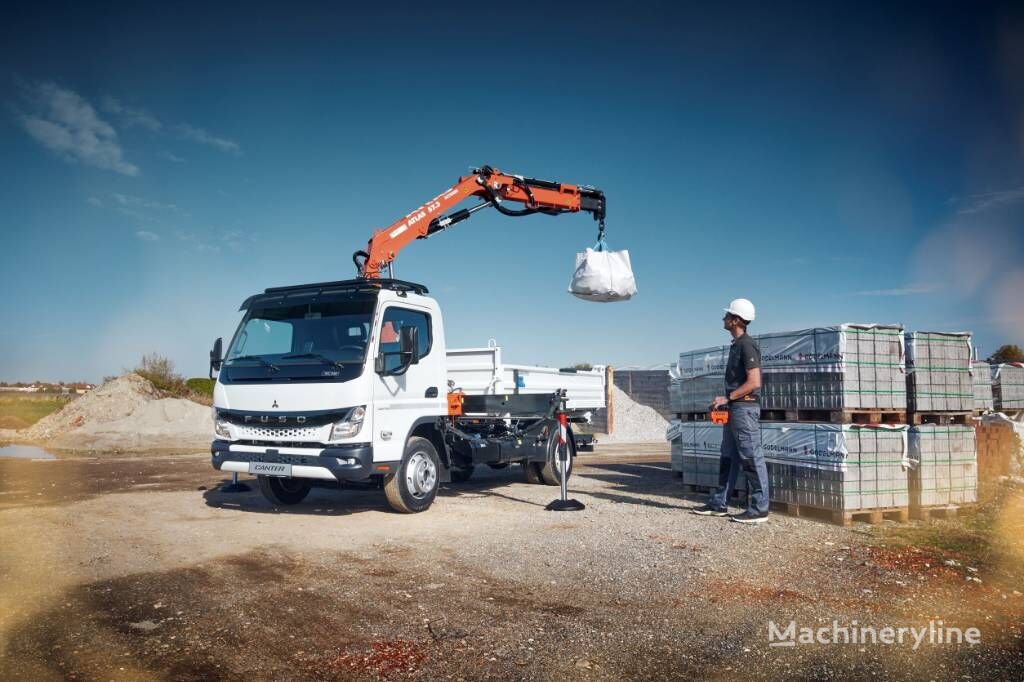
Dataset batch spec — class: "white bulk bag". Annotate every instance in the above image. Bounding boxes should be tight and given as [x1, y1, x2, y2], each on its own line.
[568, 244, 637, 302]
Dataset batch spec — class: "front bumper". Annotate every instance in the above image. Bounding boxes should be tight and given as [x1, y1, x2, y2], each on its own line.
[211, 440, 391, 481]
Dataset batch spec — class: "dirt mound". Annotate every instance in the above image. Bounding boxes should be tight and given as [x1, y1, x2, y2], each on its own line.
[601, 385, 669, 443]
[23, 374, 211, 451]
[25, 374, 161, 441]
[48, 397, 212, 451]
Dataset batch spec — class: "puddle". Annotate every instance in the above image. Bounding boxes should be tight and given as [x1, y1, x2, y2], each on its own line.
[0, 444, 57, 460]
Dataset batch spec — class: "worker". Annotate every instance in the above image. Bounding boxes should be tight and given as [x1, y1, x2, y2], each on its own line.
[692, 298, 769, 524]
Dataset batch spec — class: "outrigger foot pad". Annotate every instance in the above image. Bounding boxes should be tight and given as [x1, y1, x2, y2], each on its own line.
[220, 472, 251, 493]
[546, 498, 586, 512]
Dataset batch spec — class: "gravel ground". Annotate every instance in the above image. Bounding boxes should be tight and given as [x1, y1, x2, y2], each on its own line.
[0, 446, 1021, 680]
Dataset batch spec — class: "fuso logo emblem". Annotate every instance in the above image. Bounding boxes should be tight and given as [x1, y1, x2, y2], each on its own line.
[272, 400, 279, 408]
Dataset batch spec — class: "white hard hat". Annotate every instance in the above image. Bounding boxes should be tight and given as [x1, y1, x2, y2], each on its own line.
[724, 298, 756, 322]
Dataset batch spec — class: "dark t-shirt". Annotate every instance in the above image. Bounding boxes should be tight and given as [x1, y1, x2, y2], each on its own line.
[725, 333, 761, 402]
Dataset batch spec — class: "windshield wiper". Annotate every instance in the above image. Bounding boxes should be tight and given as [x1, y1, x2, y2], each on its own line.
[229, 355, 280, 372]
[280, 352, 345, 369]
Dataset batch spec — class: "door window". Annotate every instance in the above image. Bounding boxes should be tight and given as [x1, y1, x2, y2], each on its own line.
[379, 307, 431, 373]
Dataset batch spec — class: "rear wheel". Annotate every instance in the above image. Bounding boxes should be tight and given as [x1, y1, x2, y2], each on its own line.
[257, 476, 311, 505]
[523, 461, 543, 484]
[384, 436, 440, 513]
[539, 428, 574, 486]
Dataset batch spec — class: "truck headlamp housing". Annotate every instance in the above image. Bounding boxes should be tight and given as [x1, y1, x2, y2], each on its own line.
[213, 411, 232, 439]
[329, 406, 366, 441]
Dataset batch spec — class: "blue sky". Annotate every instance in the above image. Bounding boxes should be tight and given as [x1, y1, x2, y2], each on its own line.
[2, 1, 1023, 382]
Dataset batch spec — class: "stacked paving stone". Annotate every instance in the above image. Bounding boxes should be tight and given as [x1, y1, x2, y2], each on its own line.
[972, 361, 994, 412]
[673, 324, 906, 414]
[667, 421, 910, 511]
[904, 331, 974, 413]
[992, 363, 1024, 412]
[908, 425, 978, 507]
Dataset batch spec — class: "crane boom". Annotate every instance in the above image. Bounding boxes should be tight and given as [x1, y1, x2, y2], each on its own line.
[353, 165, 606, 279]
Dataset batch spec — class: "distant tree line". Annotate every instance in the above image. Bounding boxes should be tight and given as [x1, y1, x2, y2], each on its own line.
[987, 344, 1024, 364]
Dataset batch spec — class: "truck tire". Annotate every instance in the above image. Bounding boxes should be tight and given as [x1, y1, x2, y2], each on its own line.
[523, 461, 543, 484]
[257, 476, 311, 506]
[539, 429, 574, 486]
[384, 436, 440, 513]
[450, 464, 475, 482]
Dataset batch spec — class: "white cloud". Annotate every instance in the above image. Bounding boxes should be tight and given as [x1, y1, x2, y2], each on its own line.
[853, 285, 936, 296]
[221, 229, 256, 253]
[174, 124, 241, 154]
[111, 192, 178, 211]
[100, 96, 162, 132]
[87, 196, 103, 207]
[953, 186, 1024, 214]
[16, 81, 139, 176]
[159, 150, 185, 163]
[135, 230, 160, 242]
[175, 230, 221, 253]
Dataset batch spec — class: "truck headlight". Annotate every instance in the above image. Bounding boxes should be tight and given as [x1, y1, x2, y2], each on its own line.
[213, 409, 231, 439]
[329, 406, 365, 441]
[214, 418, 231, 439]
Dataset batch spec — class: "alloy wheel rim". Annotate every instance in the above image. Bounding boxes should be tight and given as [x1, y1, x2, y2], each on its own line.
[406, 451, 437, 498]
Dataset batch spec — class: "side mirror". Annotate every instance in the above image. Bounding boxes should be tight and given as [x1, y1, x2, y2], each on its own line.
[376, 326, 419, 376]
[400, 325, 419, 364]
[209, 337, 223, 379]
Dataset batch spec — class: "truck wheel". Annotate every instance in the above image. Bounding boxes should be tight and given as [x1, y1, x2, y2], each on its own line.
[523, 461, 543, 484]
[450, 464, 475, 482]
[539, 430, 574, 486]
[257, 476, 311, 506]
[384, 436, 440, 513]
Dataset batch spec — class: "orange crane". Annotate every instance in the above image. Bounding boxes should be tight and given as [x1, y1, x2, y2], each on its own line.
[353, 165, 606, 279]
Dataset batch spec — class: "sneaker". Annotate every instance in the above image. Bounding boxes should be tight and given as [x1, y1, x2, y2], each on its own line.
[731, 510, 768, 524]
[691, 504, 729, 516]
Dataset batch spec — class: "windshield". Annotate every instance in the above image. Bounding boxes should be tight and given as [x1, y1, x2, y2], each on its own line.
[222, 296, 375, 383]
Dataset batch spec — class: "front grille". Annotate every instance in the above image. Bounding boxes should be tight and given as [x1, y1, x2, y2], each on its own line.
[235, 424, 325, 441]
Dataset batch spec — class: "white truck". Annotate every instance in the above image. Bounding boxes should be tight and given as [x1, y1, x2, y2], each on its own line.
[209, 166, 610, 512]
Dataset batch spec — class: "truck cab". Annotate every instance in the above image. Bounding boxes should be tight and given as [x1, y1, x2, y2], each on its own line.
[210, 278, 602, 513]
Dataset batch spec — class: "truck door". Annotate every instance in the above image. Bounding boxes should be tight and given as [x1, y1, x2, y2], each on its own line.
[371, 305, 444, 462]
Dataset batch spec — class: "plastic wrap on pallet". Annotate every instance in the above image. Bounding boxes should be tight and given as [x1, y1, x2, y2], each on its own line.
[904, 331, 974, 413]
[670, 420, 909, 510]
[992, 363, 1024, 411]
[972, 361, 994, 412]
[908, 425, 978, 507]
[673, 324, 906, 413]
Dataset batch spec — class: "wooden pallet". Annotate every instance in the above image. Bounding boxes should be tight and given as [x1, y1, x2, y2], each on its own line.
[759, 409, 906, 425]
[910, 504, 965, 521]
[677, 409, 907, 424]
[770, 501, 909, 526]
[909, 412, 972, 426]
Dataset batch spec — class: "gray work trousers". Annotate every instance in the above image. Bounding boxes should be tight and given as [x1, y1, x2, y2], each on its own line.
[708, 402, 769, 514]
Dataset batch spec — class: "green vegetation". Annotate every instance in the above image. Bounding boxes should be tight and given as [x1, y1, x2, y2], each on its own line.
[987, 344, 1024, 364]
[185, 378, 215, 400]
[133, 353, 212, 406]
[0, 395, 67, 430]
